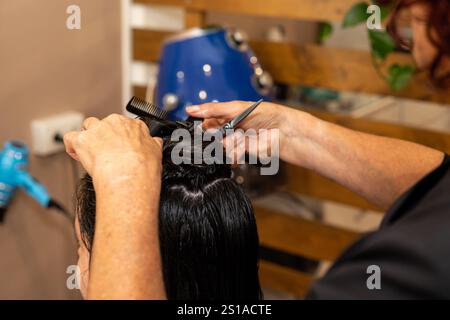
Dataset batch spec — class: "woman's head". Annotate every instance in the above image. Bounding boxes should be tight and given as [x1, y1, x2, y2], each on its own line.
[74, 137, 262, 299]
[379, 0, 450, 86]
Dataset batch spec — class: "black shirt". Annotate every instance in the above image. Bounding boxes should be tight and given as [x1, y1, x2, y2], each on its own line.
[306, 154, 450, 299]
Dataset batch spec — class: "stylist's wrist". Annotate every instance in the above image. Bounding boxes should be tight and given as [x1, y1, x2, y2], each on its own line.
[278, 107, 324, 169]
[91, 151, 162, 190]
[92, 153, 162, 224]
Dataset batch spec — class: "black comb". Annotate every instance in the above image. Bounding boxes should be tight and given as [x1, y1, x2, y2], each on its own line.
[126, 96, 193, 138]
[126, 96, 169, 120]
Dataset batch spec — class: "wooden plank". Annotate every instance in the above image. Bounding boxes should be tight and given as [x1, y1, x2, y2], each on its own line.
[252, 41, 450, 105]
[134, 85, 147, 99]
[307, 108, 450, 153]
[259, 260, 313, 298]
[133, 29, 171, 63]
[132, 29, 450, 104]
[255, 206, 360, 261]
[184, 9, 206, 29]
[134, 0, 360, 23]
[284, 165, 380, 211]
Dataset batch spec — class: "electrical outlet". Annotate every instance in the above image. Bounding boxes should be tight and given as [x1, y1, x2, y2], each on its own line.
[31, 111, 85, 156]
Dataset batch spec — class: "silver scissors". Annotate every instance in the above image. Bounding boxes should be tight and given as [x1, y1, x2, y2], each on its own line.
[219, 99, 263, 135]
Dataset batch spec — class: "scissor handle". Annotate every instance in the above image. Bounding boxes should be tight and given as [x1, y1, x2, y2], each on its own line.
[228, 99, 264, 129]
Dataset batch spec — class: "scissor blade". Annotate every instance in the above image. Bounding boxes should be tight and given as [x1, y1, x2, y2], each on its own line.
[229, 99, 264, 129]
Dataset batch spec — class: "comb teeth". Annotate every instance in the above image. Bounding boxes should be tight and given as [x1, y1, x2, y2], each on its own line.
[126, 96, 168, 120]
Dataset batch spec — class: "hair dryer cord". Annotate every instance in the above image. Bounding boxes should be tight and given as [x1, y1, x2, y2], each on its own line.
[47, 199, 72, 221]
[0, 207, 6, 223]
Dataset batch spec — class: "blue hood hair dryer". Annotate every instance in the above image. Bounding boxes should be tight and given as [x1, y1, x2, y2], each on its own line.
[0, 141, 67, 223]
[155, 27, 274, 120]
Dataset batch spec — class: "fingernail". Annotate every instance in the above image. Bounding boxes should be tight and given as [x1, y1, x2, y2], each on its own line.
[186, 106, 200, 112]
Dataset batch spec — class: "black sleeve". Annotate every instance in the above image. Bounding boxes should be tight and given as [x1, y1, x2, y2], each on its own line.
[306, 154, 450, 299]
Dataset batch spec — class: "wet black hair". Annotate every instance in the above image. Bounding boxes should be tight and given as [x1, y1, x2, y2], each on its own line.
[75, 137, 262, 300]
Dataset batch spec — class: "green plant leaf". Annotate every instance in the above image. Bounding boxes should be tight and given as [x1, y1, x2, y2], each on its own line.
[368, 29, 396, 60]
[342, 2, 370, 28]
[317, 22, 333, 43]
[388, 64, 415, 91]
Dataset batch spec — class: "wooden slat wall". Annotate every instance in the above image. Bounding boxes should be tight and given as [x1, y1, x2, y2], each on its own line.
[259, 261, 313, 298]
[184, 9, 207, 29]
[255, 207, 360, 261]
[133, 29, 450, 105]
[284, 167, 380, 211]
[134, 0, 361, 22]
[134, 85, 147, 100]
[133, 29, 171, 63]
[255, 206, 360, 298]
[309, 109, 450, 153]
[252, 42, 449, 105]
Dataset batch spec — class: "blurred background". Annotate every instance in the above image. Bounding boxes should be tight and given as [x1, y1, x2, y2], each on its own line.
[0, 0, 449, 299]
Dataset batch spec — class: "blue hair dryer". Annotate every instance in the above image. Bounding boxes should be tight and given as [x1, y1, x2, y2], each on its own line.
[0, 141, 52, 223]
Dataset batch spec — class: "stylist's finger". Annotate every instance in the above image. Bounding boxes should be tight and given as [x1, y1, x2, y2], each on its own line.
[83, 117, 100, 130]
[63, 131, 81, 161]
[202, 118, 227, 130]
[153, 137, 163, 149]
[186, 101, 250, 119]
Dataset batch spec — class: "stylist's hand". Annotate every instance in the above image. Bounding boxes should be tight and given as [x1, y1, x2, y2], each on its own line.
[186, 100, 304, 162]
[187, 100, 286, 132]
[63, 114, 163, 182]
[64, 114, 166, 300]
